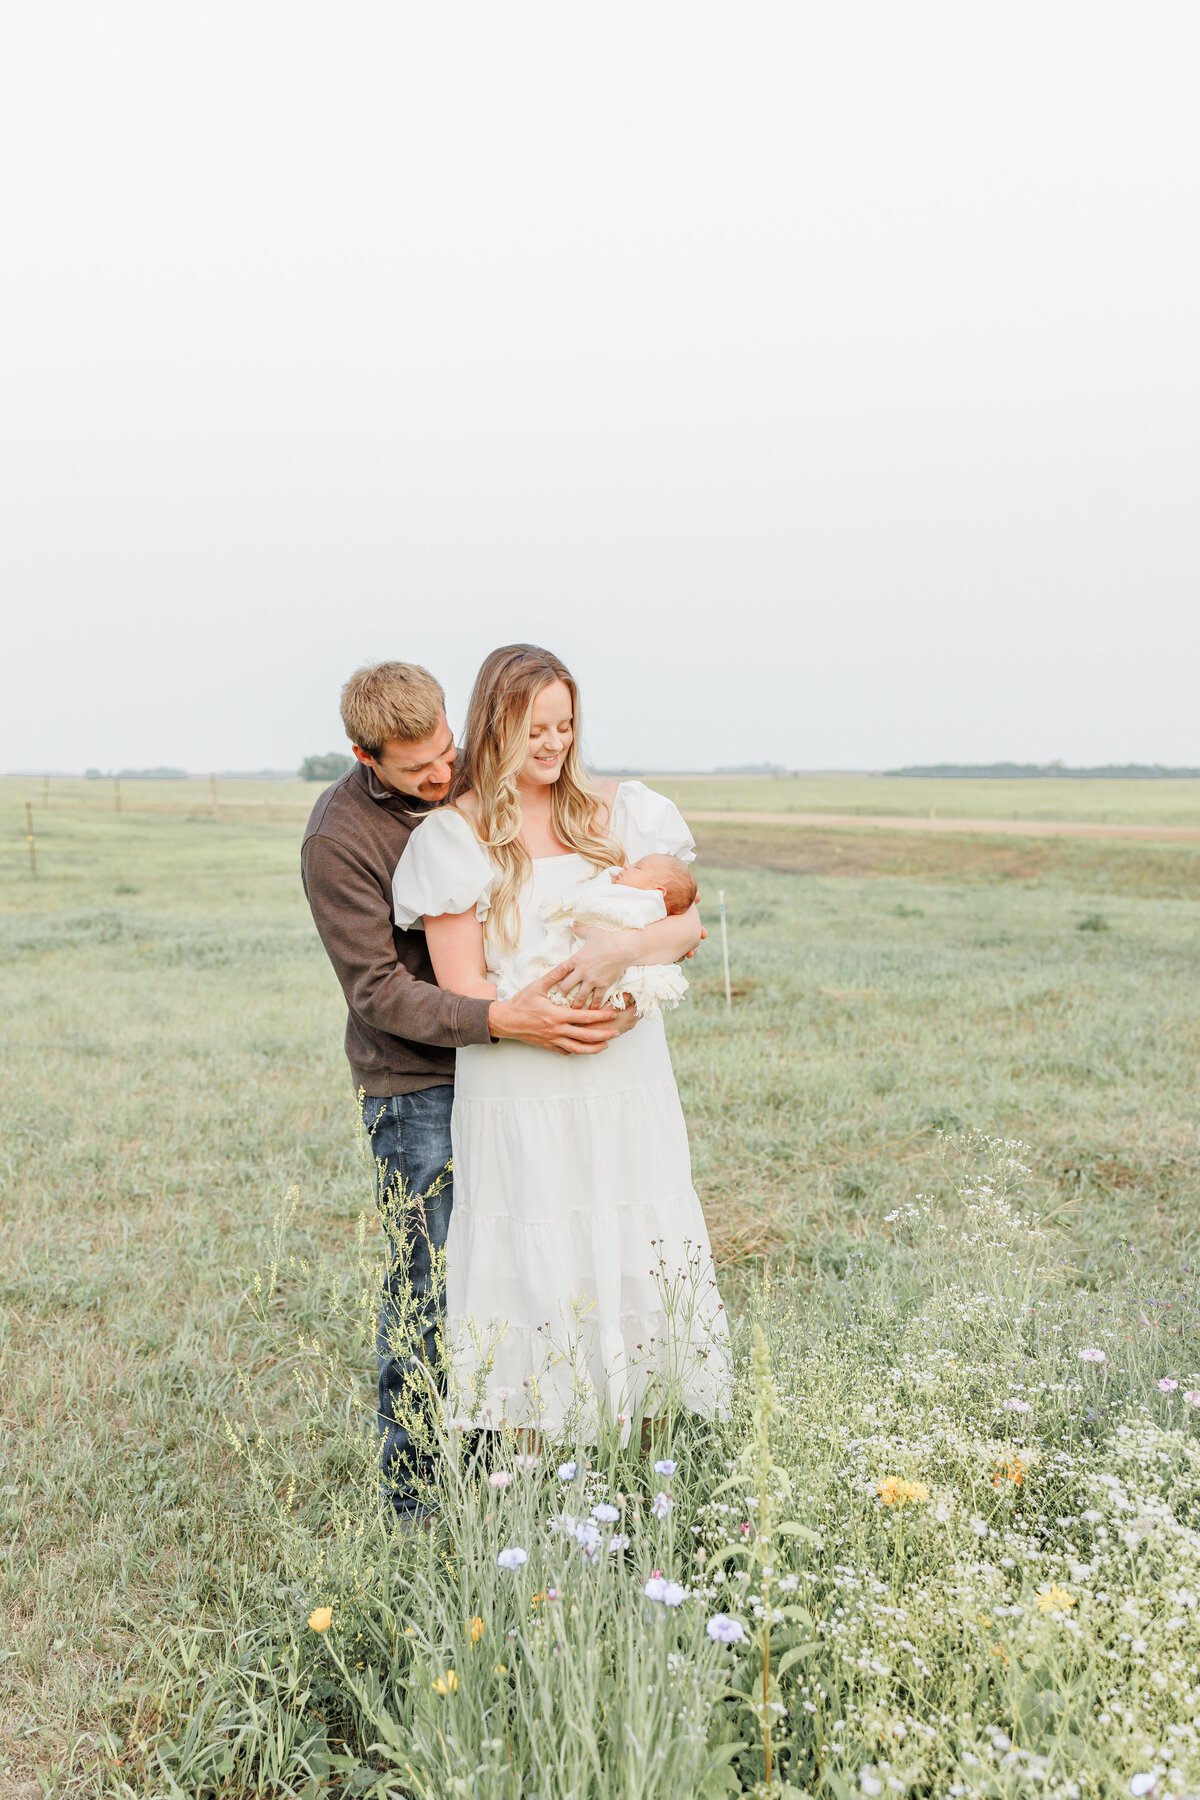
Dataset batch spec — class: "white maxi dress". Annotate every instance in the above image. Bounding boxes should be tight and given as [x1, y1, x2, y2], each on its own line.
[392, 781, 731, 1436]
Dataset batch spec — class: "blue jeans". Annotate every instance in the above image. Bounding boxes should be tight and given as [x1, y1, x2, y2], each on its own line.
[362, 1086, 454, 1517]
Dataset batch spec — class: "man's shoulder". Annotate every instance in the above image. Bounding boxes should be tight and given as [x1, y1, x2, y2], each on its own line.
[302, 770, 358, 844]
[304, 766, 389, 843]
[302, 766, 426, 876]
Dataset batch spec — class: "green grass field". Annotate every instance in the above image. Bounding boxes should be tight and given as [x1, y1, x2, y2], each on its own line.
[645, 774, 1200, 827]
[3, 792, 1199, 1796]
[8, 771, 1200, 828]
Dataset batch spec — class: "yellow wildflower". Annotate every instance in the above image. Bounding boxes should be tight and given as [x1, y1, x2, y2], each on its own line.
[466, 1616, 484, 1644]
[432, 1669, 459, 1695]
[877, 1477, 929, 1506]
[307, 1607, 333, 1633]
[493, 1663, 508, 1675]
[1037, 1585, 1076, 1612]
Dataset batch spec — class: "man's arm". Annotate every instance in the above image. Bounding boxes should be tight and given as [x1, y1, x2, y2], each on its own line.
[302, 833, 493, 1048]
[556, 904, 705, 1009]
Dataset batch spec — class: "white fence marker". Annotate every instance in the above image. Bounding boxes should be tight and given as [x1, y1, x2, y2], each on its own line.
[718, 889, 732, 1011]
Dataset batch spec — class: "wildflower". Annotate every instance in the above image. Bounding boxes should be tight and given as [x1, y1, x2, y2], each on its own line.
[992, 1456, 1025, 1489]
[531, 1588, 559, 1607]
[860, 1770, 884, 1797]
[877, 1477, 928, 1506]
[1184, 1390, 1200, 1407]
[645, 1576, 687, 1606]
[654, 1458, 679, 1477]
[1130, 1777, 1156, 1797]
[572, 1520, 602, 1555]
[488, 1470, 514, 1489]
[466, 1616, 484, 1644]
[496, 1546, 528, 1571]
[493, 1663, 508, 1675]
[706, 1613, 746, 1644]
[1079, 1348, 1106, 1364]
[608, 1533, 630, 1552]
[514, 1453, 539, 1471]
[1037, 1585, 1076, 1612]
[1002, 1398, 1031, 1414]
[591, 1503, 620, 1524]
[432, 1669, 459, 1695]
[557, 1461, 578, 1482]
[1158, 1378, 1178, 1392]
[307, 1607, 333, 1633]
[652, 1491, 674, 1520]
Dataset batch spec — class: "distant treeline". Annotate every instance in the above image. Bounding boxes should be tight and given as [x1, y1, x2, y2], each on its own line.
[301, 752, 355, 782]
[885, 763, 1200, 780]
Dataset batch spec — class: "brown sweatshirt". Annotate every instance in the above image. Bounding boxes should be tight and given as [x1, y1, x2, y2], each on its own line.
[301, 763, 494, 1095]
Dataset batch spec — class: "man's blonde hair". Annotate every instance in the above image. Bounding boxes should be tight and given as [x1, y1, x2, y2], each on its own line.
[340, 662, 446, 754]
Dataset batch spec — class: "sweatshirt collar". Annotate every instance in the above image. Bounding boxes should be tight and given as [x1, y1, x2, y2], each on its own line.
[357, 759, 436, 822]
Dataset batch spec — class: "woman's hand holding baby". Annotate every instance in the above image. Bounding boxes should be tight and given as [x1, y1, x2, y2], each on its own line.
[560, 904, 705, 1009]
[558, 925, 641, 1009]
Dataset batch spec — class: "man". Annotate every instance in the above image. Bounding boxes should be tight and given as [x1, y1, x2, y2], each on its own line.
[301, 660, 629, 1523]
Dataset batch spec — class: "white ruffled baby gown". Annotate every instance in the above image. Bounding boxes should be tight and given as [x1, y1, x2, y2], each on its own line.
[391, 781, 731, 1436]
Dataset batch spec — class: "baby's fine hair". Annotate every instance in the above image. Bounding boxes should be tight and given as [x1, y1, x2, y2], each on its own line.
[637, 854, 698, 915]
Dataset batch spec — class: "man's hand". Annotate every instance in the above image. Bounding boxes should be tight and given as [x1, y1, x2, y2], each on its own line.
[487, 965, 622, 1055]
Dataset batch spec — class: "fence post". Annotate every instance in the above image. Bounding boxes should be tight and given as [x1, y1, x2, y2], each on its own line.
[718, 889, 732, 1012]
[25, 801, 37, 877]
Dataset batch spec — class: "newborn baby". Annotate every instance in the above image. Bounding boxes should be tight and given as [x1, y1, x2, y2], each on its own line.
[497, 854, 698, 1017]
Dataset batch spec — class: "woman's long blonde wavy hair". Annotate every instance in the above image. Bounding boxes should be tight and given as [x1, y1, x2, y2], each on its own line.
[449, 644, 624, 953]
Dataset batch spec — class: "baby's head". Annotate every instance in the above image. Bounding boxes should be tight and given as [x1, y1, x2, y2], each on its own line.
[612, 854, 698, 915]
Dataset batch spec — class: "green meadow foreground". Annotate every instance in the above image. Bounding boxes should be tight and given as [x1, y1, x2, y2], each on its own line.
[2, 788, 1200, 1797]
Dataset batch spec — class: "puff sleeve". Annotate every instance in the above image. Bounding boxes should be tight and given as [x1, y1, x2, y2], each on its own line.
[392, 810, 497, 931]
[610, 781, 696, 864]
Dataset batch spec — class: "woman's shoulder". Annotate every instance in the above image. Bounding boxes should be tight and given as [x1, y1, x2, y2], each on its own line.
[609, 780, 695, 862]
[608, 778, 666, 827]
[393, 804, 495, 925]
[408, 803, 480, 848]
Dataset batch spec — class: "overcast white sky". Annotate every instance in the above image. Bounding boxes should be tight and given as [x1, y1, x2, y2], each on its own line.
[2, 2, 1197, 773]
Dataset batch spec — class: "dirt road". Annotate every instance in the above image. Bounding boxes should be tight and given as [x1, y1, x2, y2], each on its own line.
[682, 810, 1200, 843]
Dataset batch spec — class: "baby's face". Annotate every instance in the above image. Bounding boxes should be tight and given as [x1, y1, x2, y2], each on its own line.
[611, 860, 659, 890]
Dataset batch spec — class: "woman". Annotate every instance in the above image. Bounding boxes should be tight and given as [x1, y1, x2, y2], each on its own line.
[392, 644, 730, 1438]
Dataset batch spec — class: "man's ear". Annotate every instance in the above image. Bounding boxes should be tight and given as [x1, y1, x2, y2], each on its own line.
[351, 745, 375, 767]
